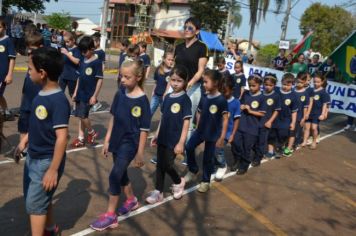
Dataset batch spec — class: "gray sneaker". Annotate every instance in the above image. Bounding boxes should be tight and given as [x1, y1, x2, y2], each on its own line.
[184, 171, 197, 183]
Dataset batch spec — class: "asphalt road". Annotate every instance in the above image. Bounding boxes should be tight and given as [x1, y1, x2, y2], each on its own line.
[0, 71, 355, 236]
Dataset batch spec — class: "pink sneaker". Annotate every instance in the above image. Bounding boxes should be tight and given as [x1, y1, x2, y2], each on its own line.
[118, 196, 139, 215]
[172, 177, 186, 199]
[89, 212, 118, 231]
[145, 190, 163, 204]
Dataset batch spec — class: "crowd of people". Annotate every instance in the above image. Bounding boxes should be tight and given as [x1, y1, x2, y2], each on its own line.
[0, 15, 349, 236]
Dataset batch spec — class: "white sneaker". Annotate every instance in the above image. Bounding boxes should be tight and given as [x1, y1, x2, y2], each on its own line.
[172, 177, 185, 199]
[344, 124, 351, 130]
[215, 166, 227, 181]
[184, 171, 196, 183]
[145, 190, 163, 204]
[306, 136, 313, 145]
[316, 134, 321, 144]
[197, 182, 210, 193]
[91, 102, 103, 112]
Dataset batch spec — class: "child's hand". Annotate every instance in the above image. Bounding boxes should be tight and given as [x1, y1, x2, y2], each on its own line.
[240, 105, 245, 110]
[228, 135, 234, 144]
[60, 47, 69, 55]
[245, 105, 251, 112]
[42, 168, 58, 192]
[102, 141, 109, 158]
[319, 114, 325, 120]
[4, 75, 13, 85]
[300, 119, 305, 127]
[187, 80, 195, 91]
[150, 136, 157, 147]
[216, 137, 224, 148]
[174, 142, 184, 155]
[71, 94, 76, 102]
[89, 96, 97, 105]
[14, 141, 26, 164]
[290, 123, 295, 131]
[264, 121, 272, 129]
[133, 152, 144, 168]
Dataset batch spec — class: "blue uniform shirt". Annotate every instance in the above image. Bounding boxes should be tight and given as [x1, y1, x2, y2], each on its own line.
[310, 88, 330, 119]
[294, 88, 309, 121]
[219, 69, 231, 78]
[140, 53, 151, 67]
[238, 91, 267, 136]
[60, 46, 81, 81]
[276, 89, 298, 129]
[109, 90, 151, 154]
[0, 35, 16, 81]
[21, 71, 42, 112]
[319, 64, 335, 80]
[28, 89, 70, 159]
[261, 90, 281, 127]
[118, 52, 127, 69]
[197, 93, 228, 142]
[231, 73, 246, 99]
[95, 49, 106, 64]
[273, 56, 288, 71]
[153, 68, 171, 96]
[305, 85, 314, 98]
[157, 92, 192, 149]
[76, 57, 103, 103]
[308, 62, 322, 75]
[226, 97, 241, 139]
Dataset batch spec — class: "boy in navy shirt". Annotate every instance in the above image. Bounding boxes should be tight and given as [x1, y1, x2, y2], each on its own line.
[319, 58, 335, 81]
[0, 18, 16, 120]
[138, 41, 151, 80]
[308, 54, 322, 76]
[15, 47, 70, 236]
[231, 61, 246, 100]
[276, 73, 298, 157]
[92, 32, 106, 112]
[71, 36, 103, 148]
[232, 74, 266, 174]
[272, 49, 288, 71]
[216, 57, 231, 78]
[18, 32, 43, 145]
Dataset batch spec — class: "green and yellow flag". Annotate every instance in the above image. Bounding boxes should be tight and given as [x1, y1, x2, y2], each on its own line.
[329, 30, 356, 83]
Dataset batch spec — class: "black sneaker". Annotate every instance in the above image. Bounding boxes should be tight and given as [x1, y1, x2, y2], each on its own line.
[150, 156, 157, 164]
[236, 169, 247, 175]
[251, 161, 260, 167]
[230, 161, 240, 172]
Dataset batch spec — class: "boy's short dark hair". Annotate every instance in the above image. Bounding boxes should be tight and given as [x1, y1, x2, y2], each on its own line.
[31, 47, 64, 82]
[264, 73, 278, 85]
[138, 41, 147, 49]
[121, 39, 130, 47]
[25, 31, 44, 47]
[216, 57, 226, 64]
[78, 36, 95, 53]
[127, 44, 140, 57]
[282, 72, 295, 84]
[184, 17, 201, 29]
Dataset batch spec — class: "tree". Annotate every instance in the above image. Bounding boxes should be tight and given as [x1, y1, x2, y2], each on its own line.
[2, 0, 57, 14]
[189, 0, 230, 34]
[229, 1, 242, 34]
[44, 12, 71, 30]
[299, 3, 356, 56]
[257, 43, 279, 66]
[248, 0, 285, 50]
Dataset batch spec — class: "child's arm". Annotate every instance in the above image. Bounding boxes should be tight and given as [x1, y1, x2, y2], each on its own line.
[151, 119, 161, 147]
[301, 107, 308, 126]
[174, 119, 190, 155]
[306, 99, 313, 119]
[102, 116, 113, 157]
[90, 78, 103, 105]
[265, 110, 279, 128]
[61, 48, 80, 65]
[216, 113, 229, 148]
[245, 105, 265, 117]
[14, 133, 29, 163]
[133, 131, 148, 168]
[290, 112, 297, 130]
[145, 66, 151, 81]
[195, 111, 201, 129]
[319, 103, 328, 120]
[5, 58, 15, 85]
[72, 79, 79, 101]
[42, 127, 68, 191]
[239, 87, 245, 100]
[228, 118, 240, 143]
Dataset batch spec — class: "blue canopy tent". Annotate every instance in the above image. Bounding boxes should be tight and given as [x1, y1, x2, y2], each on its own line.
[198, 30, 225, 52]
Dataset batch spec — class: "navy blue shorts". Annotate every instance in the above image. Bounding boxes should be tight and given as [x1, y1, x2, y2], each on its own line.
[74, 101, 91, 119]
[306, 117, 320, 124]
[18, 111, 30, 133]
[23, 155, 65, 215]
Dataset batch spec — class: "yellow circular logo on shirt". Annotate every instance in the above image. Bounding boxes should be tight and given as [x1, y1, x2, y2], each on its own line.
[236, 78, 241, 84]
[251, 101, 259, 109]
[85, 67, 93, 76]
[165, 76, 170, 82]
[0, 45, 5, 53]
[267, 98, 274, 106]
[285, 99, 291, 106]
[314, 95, 320, 100]
[35, 105, 48, 120]
[170, 103, 181, 113]
[209, 105, 218, 114]
[301, 96, 306, 102]
[131, 106, 141, 117]
[69, 51, 73, 56]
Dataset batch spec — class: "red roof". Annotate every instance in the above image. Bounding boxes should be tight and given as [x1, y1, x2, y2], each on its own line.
[151, 29, 183, 39]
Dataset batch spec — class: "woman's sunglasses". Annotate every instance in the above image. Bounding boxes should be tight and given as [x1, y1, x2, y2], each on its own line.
[183, 25, 195, 32]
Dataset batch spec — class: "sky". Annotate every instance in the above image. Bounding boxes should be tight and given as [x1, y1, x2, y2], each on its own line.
[43, 0, 355, 45]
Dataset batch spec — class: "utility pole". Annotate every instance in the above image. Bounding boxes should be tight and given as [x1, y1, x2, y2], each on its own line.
[100, 0, 109, 51]
[224, 0, 233, 50]
[280, 0, 292, 40]
[0, 0, 3, 15]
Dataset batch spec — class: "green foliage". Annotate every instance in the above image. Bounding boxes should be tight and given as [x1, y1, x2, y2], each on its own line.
[299, 3, 356, 56]
[257, 43, 279, 66]
[188, 0, 230, 33]
[2, 0, 57, 14]
[44, 12, 71, 30]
